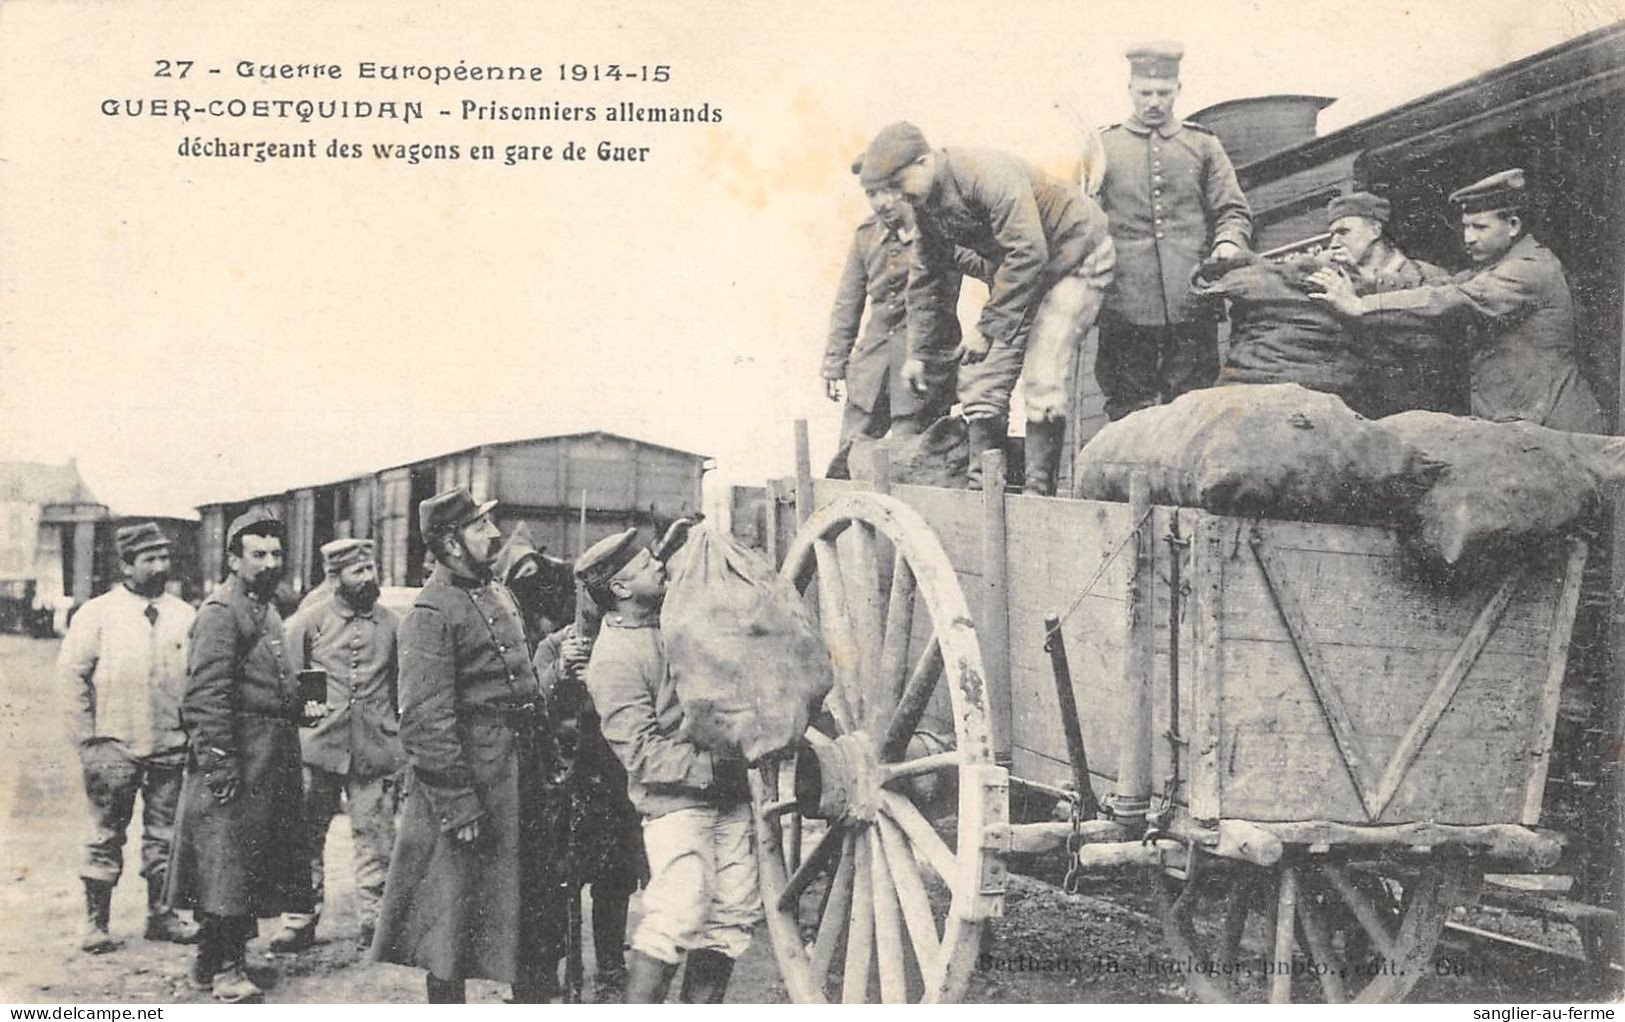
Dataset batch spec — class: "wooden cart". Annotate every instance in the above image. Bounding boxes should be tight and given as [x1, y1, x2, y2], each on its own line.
[746, 430, 1591, 1004]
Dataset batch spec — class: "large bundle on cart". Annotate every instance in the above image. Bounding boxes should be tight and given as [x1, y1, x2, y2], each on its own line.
[1073, 382, 1434, 523]
[848, 414, 968, 488]
[1192, 253, 1370, 414]
[661, 525, 834, 762]
[1383, 411, 1625, 570]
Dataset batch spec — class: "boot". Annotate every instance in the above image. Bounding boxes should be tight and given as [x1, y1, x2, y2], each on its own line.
[679, 948, 735, 1004]
[1022, 417, 1066, 497]
[143, 875, 200, 944]
[266, 918, 316, 953]
[426, 974, 466, 1004]
[591, 890, 629, 979]
[209, 963, 263, 1004]
[623, 950, 677, 1004]
[964, 416, 1008, 492]
[80, 879, 123, 954]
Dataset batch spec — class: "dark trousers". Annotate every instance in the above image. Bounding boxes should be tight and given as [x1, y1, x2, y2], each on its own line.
[79, 742, 184, 887]
[195, 912, 255, 978]
[1094, 317, 1220, 421]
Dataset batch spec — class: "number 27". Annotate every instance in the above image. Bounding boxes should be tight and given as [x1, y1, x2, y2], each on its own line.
[154, 59, 193, 78]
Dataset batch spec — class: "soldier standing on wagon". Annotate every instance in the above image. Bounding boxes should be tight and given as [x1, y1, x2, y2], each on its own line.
[266, 538, 404, 954]
[166, 509, 312, 1003]
[59, 522, 201, 953]
[578, 528, 759, 1003]
[1094, 41, 1253, 420]
[371, 487, 561, 1003]
[1311, 169, 1606, 433]
[822, 155, 962, 478]
[861, 121, 1115, 494]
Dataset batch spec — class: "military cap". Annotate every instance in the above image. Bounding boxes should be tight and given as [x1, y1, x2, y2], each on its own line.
[418, 486, 497, 540]
[1449, 168, 1527, 214]
[115, 521, 171, 558]
[1327, 191, 1391, 226]
[1126, 41, 1184, 79]
[320, 537, 374, 572]
[574, 528, 642, 590]
[227, 506, 284, 548]
[859, 122, 930, 188]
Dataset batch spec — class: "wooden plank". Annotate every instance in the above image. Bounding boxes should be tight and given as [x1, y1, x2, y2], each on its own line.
[1523, 541, 1589, 824]
[981, 450, 1012, 765]
[1367, 570, 1523, 819]
[1250, 532, 1381, 819]
[1190, 515, 1225, 820]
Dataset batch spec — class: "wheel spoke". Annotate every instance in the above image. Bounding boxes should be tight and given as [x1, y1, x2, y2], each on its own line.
[1219, 873, 1254, 973]
[838, 524, 885, 733]
[876, 813, 942, 977]
[1269, 866, 1299, 1004]
[880, 637, 943, 761]
[810, 831, 857, 985]
[1294, 876, 1348, 1003]
[875, 556, 917, 725]
[879, 790, 957, 883]
[879, 750, 964, 784]
[868, 829, 908, 1003]
[813, 538, 859, 733]
[1319, 862, 1396, 959]
[778, 823, 846, 912]
[844, 830, 877, 1003]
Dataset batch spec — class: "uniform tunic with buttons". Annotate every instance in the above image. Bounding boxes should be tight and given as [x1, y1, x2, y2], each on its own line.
[1097, 118, 1252, 326]
[166, 574, 312, 918]
[285, 594, 404, 779]
[372, 563, 560, 986]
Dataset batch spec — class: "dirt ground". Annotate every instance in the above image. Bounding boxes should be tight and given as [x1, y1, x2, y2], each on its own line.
[1, 634, 1617, 1004]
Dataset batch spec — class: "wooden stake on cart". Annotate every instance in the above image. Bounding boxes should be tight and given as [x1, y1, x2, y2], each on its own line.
[1113, 472, 1154, 829]
[981, 449, 1012, 768]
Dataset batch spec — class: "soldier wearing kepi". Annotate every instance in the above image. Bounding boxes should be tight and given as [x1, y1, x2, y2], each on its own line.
[579, 528, 759, 1003]
[267, 538, 404, 954]
[59, 522, 200, 953]
[1095, 41, 1253, 420]
[166, 509, 312, 1003]
[1312, 169, 1605, 432]
[860, 121, 1115, 494]
[372, 487, 561, 1004]
[1317, 191, 1459, 416]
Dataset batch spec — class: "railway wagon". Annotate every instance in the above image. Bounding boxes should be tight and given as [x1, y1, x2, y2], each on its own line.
[744, 431, 1592, 1004]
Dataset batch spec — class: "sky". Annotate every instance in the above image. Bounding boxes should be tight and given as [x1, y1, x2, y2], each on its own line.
[1, 0, 1620, 519]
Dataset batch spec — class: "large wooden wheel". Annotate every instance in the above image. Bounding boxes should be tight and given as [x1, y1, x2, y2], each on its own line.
[751, 491, 1008, 1004]
[1155, 853, 1482, 1003]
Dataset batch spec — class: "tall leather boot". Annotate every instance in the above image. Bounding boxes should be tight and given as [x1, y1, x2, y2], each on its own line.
[80, 878, 123, 954]
[1022, 417, 1066, 497]
[623, 950, 677, 1004]
[591, 890, 630, 980]
[679, 949, 736, 1004]
[144, 873, 200, 944]
[964, 416, 1008, 492]
[426, 974, 466, 1004]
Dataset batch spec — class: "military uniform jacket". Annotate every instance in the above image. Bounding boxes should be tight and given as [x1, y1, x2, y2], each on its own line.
[823, 214, 962, 415]
[1098, 118, 1253, 325]
[284, 592, 405, 778]
[166, 574, 311, 917]
[907, 147, 1113, 355]
[1358, 234, 1605, 431]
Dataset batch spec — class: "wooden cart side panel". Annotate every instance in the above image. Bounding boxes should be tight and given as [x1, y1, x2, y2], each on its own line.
[1206, 515, 1567, 826]
[1522, 541, 1590, 824]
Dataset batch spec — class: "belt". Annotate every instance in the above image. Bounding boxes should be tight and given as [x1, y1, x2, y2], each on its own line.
[239, 710, 300, 726]
[464, 702, 546, 730]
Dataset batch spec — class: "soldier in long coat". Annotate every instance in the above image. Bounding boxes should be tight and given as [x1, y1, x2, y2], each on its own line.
[371, 487, 561, 1003]
[166, 508, 311, 1003]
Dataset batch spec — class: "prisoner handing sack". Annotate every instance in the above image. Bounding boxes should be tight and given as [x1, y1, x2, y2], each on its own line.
[1074, 383, 1435, 524]
[661, 525, 833, 763]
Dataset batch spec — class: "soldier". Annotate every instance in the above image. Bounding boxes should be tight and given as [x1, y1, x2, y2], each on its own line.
[579, 528, 759, 1003]
[1095, 41, 1253, 420]
[822, 155, 960, 478]
[372, 487, 561, 1004]
[1311, 169, 1605, 432]
[860, 121, 1115, 494]
[166, 509, 312, 1003]
[59, 522, 200, 953]
[1317, 191, 1460, 416]
[267, 539, 404, 953]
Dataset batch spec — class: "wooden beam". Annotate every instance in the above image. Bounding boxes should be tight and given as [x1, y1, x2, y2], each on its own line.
[1247, 820, 1564, 869]
[1523, 542, 1589, 824]
[1114, 473, 1154, 823]
[981, 449, 1012, 766]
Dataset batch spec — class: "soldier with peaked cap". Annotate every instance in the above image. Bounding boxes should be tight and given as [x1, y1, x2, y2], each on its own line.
[166, 508, 310, 1003]
[1313, 169, 1605, 432]
[822, 152, 962, 478]
[1095, 41, 1253, 420]
[59, 522, 201, 954]
[861, 121, 1115, 494]
[1320, 190, 1461, 416]
[267, 538, 404, 954]
[372, 487, 562, 1003]
[579, 527, 758, 1003]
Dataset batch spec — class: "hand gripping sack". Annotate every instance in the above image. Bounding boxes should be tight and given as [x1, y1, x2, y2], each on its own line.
[661, 526, 833, 763]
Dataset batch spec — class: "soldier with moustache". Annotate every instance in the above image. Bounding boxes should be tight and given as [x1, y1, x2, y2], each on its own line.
[371, 487, 562, 1003]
